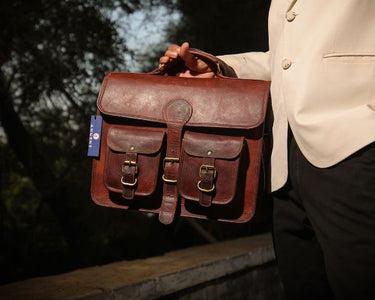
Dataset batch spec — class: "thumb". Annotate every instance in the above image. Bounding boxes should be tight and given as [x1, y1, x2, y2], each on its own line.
[180, 42, 212, 73]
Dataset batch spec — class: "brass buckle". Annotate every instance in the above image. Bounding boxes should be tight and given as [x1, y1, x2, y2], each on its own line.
[199, 165, 217, 179]
[121, 176, 138, 187]
[122, 160, 138, 174]
[121, 160, 138, 186]
[162, 174, 177, 183]
[197, 181, 215, 193]
[163, 157, 179, 169]
[197, 165, 217, 193]
[162, 157, 179, 183]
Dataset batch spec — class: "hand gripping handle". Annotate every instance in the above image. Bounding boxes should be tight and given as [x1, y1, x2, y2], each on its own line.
[151, 48, 237, 78]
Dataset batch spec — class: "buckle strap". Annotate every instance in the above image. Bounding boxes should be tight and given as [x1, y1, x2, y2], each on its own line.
[162, 157, 179, 183]
[198, 158, 216, 207]
[159, 123, 183, 225]
[121, 153, 138, 200]
[159, 100, 192, 225]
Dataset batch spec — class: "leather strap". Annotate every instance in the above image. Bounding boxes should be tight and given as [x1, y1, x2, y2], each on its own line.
[198, 157, 216, 207]
[159, 100, 192, 224]
[188, 48, 237, 78]
[121, 152, 138, 200]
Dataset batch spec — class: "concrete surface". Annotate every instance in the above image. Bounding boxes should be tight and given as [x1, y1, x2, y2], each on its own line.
[0, 233, 277, 300]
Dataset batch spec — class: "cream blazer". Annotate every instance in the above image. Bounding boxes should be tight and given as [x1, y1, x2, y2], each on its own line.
[219, 0, 375, 191]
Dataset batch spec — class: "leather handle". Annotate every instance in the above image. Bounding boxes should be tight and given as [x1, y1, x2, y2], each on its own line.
[187, 48, 237, 78]
[150, 48, 237, 78]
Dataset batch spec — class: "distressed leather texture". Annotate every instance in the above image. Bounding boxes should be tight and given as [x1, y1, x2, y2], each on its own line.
[91, 70, 269, 224]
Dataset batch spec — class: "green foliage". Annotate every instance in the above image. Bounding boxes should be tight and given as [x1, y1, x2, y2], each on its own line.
[0, 0, 128, 117]
[0, 0, 177, 284]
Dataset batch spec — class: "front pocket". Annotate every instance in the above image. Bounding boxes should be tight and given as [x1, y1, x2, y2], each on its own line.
[178, 131, 244, 207]
[104, 126, 165, 199]
[323, 52, 375, 63]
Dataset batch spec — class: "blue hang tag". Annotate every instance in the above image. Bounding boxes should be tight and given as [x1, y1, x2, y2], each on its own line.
[87, 115, 103, 158]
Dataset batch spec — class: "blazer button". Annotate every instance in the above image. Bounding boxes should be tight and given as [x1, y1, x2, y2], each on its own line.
[286, 11, 296, 22]
[282, 59, 292, 70]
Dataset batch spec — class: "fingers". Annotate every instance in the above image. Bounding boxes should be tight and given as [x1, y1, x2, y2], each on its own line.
[180, 42, 212, 73]
[159, 44, 181, 65]
[179, 42, 194, 67]
[159, 42, 212, 75]
[177, 70, 215, 78]
[159, 56, 170, 64]
[166, 44, 181, 58]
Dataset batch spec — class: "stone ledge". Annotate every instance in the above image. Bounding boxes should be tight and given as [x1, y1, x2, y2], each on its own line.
[0, 233, 275, 300]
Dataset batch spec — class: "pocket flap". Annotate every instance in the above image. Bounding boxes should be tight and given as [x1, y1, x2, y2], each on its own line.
[107, 127, 165, 154]
[183, 131, 244, 159]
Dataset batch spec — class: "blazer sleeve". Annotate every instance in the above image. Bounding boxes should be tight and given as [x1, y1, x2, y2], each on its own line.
[218, 51, 271, 81]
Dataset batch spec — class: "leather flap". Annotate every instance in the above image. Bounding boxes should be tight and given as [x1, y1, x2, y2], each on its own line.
[97, 72, 269, 130]
[182, 131, 244, 159]
[107, 127, 165, 154]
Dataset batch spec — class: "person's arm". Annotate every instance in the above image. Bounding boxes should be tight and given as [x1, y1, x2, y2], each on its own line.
[218, 51, 271, 81]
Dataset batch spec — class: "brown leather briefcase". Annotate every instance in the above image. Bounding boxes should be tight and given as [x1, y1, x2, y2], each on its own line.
[90, 50, 270, 224]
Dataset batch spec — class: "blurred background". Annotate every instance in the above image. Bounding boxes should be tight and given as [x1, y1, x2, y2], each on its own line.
[0, 0, 271, 284]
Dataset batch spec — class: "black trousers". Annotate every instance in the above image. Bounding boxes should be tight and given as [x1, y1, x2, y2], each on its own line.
[273, 135, 375, 300]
